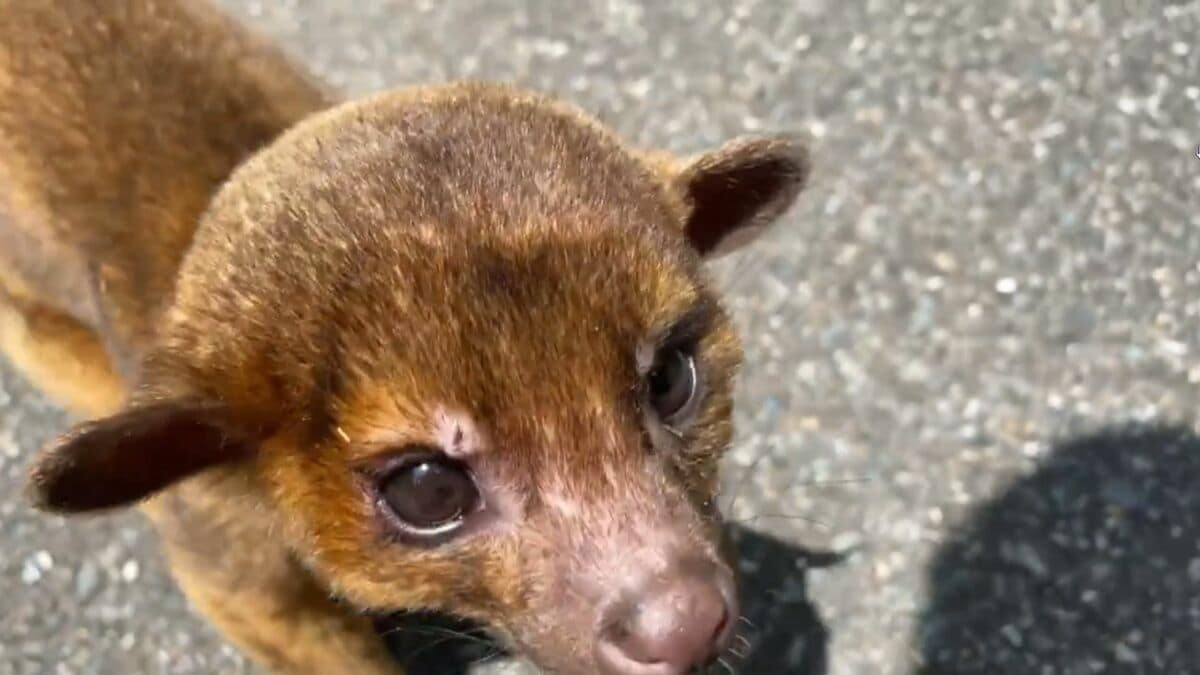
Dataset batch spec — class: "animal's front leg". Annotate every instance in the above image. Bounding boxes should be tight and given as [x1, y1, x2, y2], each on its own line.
[146, 495, 403, 675]
[176, 569, 401, 674]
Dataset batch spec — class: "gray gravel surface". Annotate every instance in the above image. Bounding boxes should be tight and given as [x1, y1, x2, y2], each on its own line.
[3, 1, 1200, 674]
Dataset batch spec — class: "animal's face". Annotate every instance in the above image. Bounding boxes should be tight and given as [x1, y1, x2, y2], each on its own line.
[260, 226, 743, 672]
[27, 85, 809, 674]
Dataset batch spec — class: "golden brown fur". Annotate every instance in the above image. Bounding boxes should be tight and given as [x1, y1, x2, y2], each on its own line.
[1, 1, 810, 673]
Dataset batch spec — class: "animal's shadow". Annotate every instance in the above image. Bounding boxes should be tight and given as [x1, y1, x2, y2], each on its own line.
[917, 424, 1200, 674]
[374, 524, 835, 674]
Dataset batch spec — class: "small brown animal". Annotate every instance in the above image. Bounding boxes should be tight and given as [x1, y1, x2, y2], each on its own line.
[0, 1, 810, 673]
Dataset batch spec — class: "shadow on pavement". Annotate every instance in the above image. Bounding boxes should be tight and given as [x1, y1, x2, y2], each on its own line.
[375, 524, 836, 674]
[916, 424, 1200, 674]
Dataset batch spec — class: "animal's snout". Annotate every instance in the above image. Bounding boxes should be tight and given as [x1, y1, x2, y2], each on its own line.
[595, 557, 737, 675]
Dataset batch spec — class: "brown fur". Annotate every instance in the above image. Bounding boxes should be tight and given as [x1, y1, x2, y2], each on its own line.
[1, 1, 810, 673]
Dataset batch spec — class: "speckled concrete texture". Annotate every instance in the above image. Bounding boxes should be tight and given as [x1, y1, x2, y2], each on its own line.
[3, 1, 1199, 674]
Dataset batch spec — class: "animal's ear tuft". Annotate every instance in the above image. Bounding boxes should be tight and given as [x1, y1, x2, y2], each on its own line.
[674, 135, 810, 258]
[26, 400, 254, 513]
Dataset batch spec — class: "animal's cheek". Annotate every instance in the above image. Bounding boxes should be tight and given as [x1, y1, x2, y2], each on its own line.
[254, 438, 369, 557]
[302, 531, 519, 619]
[482, 537, 598, 670]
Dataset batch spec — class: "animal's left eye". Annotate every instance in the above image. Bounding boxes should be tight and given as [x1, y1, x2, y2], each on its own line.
[647, 347, 698, 421]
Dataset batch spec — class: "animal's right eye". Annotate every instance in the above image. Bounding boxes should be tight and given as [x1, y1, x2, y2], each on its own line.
[380, 456, 480, 535]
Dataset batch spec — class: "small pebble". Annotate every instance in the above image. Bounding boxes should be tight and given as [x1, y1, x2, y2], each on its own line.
[75, 562, 102, 601]
[120, 560, 140, 583]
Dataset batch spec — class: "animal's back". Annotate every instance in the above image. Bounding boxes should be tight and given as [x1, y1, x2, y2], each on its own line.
[0, 0, 329, 364]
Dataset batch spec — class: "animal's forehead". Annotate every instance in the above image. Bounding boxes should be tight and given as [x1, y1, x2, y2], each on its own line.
[357, 227, 706, 352]
[455, 233, 699, 324]
[332, 236, 720, 453]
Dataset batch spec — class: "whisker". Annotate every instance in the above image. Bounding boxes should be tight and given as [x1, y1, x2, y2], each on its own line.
[729, 473, 872, 512]
[724, 442, 776, 517]
[792, 476, 873, 488]
[378, 622, 467, 639]
[418, 626, 494, 644]
[379, 622, 496, 649]
[724, 452, 870, 522]
[715, 247, 764, 295]
[467, 648, 507, 667]
[729, 511, 832, 529]
[402, 635, 463, 660]
[401, 626, 501, 664]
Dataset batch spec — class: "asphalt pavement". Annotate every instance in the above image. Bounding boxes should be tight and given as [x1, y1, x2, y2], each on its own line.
[2, 1, 1199, 674]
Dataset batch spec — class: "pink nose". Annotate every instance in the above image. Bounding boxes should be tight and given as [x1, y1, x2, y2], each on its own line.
[596, 560, 737, 675]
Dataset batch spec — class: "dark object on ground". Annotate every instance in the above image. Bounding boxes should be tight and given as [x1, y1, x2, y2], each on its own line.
[917, 424, 1200, 674]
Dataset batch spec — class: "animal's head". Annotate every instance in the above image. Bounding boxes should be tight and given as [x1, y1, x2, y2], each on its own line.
[27, 84, 809, 674]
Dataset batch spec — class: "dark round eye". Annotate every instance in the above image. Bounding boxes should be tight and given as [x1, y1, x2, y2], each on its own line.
[380, 458, 480, 533]
[647, 347, 697, 420]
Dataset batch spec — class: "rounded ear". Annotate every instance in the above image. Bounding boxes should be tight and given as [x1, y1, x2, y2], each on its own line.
[26, 400, 256, 513]
[672, 135, 811, 258]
